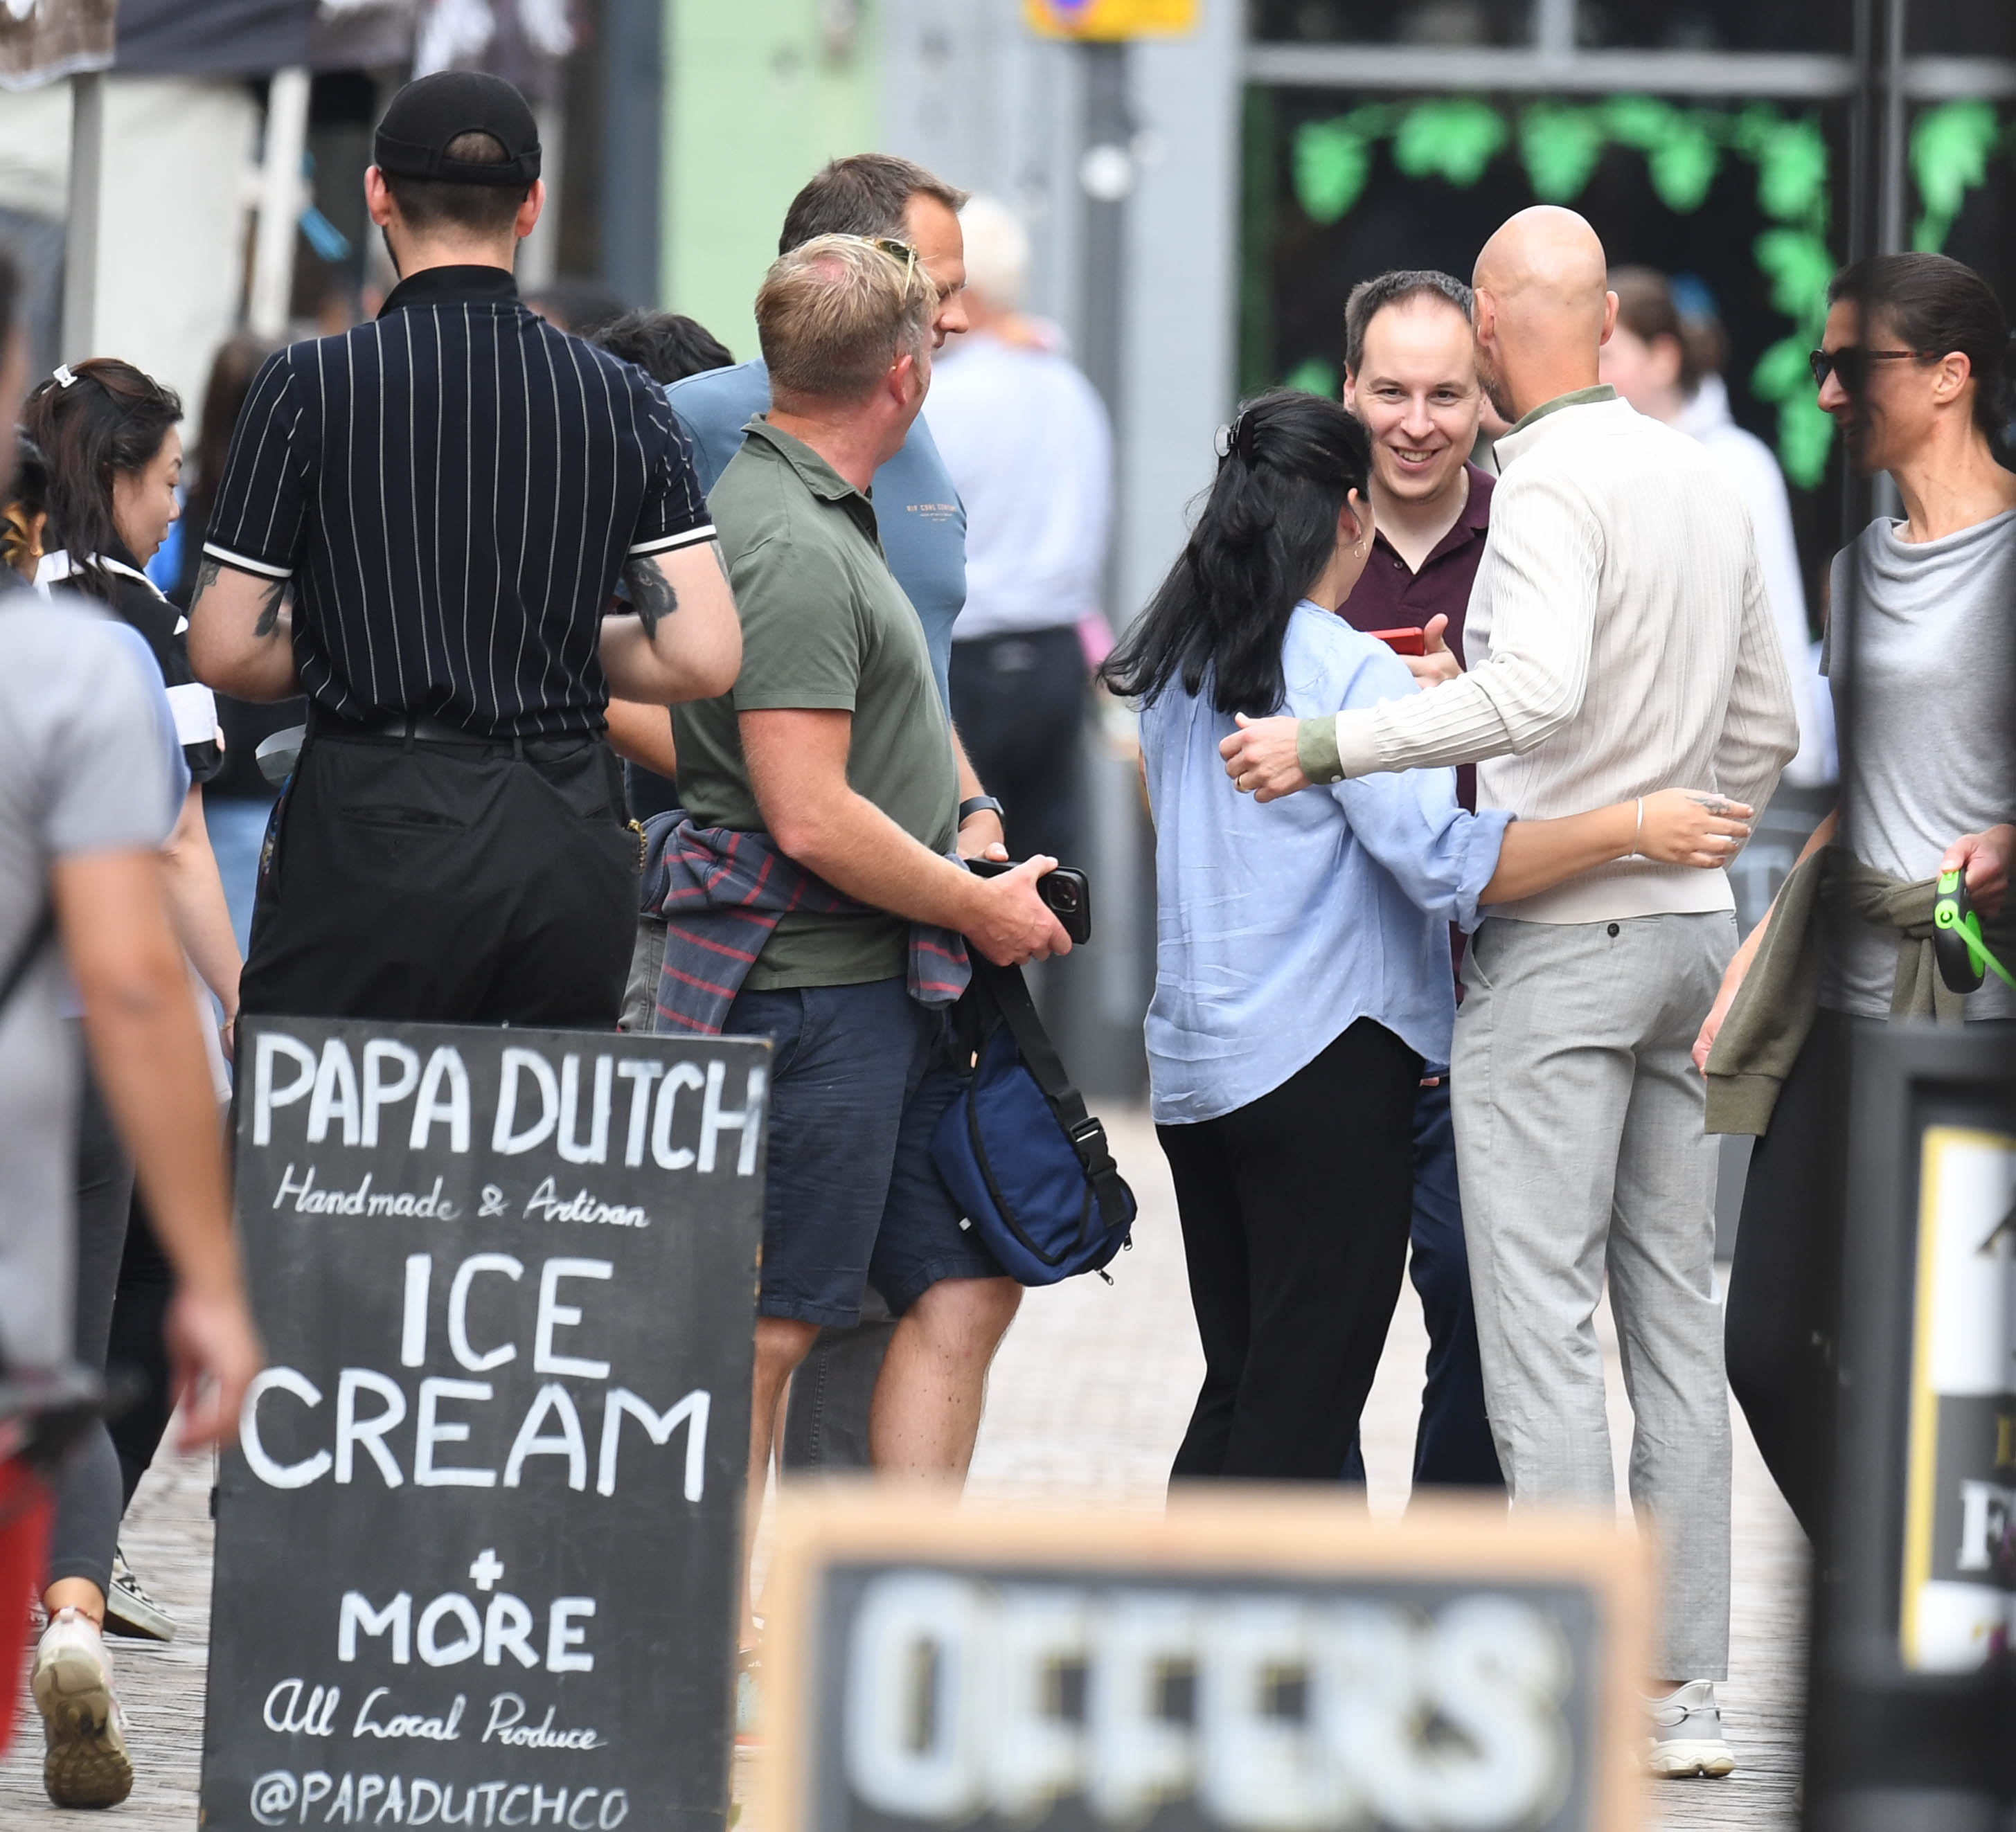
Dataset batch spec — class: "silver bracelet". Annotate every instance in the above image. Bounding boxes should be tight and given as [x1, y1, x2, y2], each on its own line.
[1632, 796, 1644, 859]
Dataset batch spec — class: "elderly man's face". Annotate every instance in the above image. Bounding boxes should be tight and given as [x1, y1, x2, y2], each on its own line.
[903, 193, 969, 348]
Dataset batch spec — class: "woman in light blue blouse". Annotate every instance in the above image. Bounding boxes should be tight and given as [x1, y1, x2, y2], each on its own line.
[1103, 390, 1749, 1483]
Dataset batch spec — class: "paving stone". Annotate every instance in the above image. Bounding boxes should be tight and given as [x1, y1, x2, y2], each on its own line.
[3, 1110, 1803, 1830]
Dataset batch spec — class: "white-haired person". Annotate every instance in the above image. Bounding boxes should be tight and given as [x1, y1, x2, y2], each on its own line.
[922, 194, 1114, 872]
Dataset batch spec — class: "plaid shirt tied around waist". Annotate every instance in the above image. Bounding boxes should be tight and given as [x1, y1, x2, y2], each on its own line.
[644, 811, 972, 1036]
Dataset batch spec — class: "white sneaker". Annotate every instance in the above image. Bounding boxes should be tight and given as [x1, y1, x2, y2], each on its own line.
[32, 1606, 134, 1807]
[105, 1547, 177, 1643]
[1643, 1679, 1736, 1778]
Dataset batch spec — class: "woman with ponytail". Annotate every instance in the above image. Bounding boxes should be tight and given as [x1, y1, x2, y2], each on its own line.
[1698, 252, 2016, 1541]
[1104, 388, 1750, 1482]
[19, 357, 242, 1803]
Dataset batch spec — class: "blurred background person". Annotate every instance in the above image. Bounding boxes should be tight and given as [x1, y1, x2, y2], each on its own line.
[166, 332, 287, 951]
[1603, 268, 1832, 789]
[925, 194, 1112, 872]
[524, 276, 626, 338]
[587, 308, 737, 823]
[21, 354, 242, 1666]
[1, 430, 48, 580]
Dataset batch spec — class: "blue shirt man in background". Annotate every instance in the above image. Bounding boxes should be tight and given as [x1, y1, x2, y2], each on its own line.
[668, 154, 1010, 1478]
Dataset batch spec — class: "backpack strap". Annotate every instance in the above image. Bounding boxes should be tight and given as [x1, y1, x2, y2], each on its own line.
[969, 956, 1131, 1230]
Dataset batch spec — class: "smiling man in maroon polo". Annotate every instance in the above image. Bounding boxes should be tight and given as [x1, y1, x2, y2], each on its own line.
[1330, 268, 1501, 1494]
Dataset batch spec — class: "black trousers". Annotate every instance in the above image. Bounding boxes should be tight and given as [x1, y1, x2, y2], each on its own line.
[1159, 1018, 1422, 1482]
[1724, 1009, 1850, 1544]
[240, 729, 637, 1027]
[948, 627, 1087, 868]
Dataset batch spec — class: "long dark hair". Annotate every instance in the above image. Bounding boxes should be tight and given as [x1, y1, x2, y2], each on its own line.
[1102, 389, 1371, 717]
[21, 356, 181, 600]
[1830, 252, 2016, 451]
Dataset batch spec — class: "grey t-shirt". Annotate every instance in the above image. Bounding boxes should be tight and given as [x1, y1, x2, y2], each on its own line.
[1821, 510, 2016, 1018]
[0, 594, 178, 1367]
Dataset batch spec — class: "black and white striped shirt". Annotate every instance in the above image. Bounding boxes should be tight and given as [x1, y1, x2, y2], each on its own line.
[203, 265, 713, 739]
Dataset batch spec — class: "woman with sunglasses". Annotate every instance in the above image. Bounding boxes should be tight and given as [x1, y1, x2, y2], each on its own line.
[20, 356, 241, 1806]
[1104, 389, 1751, 1485]
[1697, 252, 2016, 1540]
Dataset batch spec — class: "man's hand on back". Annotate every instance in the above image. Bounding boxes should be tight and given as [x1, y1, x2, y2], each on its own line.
[1220, 713, 1313, 801]
[963, 856, 1071, 966]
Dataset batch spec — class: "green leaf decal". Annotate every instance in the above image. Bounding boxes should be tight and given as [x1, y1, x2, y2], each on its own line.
[1281, 356, 1340, 399]
[1776, 395, 1835, 490]
[1648, 116, 1720, 213]
[1753, 228, 1835, 323]
[1752, 116, 1827, 222]
[1519, 103, 1605, 202]
[1293, 120, 1371, 224]
[1910, 99, 1999, 251]
[1391, 99, 1507, 187]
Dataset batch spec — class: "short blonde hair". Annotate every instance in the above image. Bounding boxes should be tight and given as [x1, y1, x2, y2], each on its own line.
[756, 234, 937, 408]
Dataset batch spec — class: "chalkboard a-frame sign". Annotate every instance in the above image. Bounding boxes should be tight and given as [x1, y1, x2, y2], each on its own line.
[758, 1491, 1654, 1832]
[202, 1016, 767, 1832]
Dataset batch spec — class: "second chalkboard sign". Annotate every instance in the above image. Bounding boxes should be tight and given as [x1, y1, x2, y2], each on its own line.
[202, 1017, 768, 1832]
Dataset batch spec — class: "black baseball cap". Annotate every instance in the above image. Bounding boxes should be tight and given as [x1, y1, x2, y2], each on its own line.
[373, 71, 541, 188]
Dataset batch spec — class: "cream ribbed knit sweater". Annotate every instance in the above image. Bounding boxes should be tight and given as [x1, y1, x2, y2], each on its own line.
[1321, 390, 1800, 924]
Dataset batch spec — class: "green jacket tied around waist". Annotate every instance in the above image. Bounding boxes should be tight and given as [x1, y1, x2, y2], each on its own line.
[1704, 845, 1972, 1136]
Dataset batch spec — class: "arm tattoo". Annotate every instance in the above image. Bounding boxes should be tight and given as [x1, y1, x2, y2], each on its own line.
[194, 557, 223, 598]
[623, 555, 681, 639]
[253, 577, 289, 638]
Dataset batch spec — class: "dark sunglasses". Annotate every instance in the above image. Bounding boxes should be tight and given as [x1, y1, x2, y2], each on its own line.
[1808, 345, 1931, 391]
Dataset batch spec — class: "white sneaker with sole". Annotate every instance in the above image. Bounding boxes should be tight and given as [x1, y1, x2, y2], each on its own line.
[33, 1606, 134, 1807]
[1643, 1679, 1736, 1778]
[105, 1547, 177, 1642]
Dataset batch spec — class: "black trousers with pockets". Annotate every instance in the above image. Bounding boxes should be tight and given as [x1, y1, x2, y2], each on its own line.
[1158, 1017, 1422, 1483]
[240, 728, 638, 1028]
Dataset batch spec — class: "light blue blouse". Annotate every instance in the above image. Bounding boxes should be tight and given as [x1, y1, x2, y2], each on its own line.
[1141, 602, 1513, 1125]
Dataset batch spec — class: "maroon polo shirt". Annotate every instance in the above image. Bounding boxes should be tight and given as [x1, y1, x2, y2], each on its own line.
[1336, 460, 1495, 813]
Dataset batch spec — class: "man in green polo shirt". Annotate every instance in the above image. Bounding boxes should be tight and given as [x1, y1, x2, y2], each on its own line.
[666, 235, 1070, 1657]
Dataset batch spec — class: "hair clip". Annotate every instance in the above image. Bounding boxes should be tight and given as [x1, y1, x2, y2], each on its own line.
[52, 363, 78, 389]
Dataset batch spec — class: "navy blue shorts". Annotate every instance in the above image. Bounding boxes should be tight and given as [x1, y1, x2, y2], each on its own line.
[723, 977, 1003, 1327]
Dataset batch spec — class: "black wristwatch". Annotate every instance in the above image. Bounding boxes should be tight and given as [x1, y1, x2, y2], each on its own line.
[958, 795, 1006, 828]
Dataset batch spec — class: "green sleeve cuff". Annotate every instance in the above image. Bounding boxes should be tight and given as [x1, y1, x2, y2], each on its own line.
[1296, 715, 1343, 785]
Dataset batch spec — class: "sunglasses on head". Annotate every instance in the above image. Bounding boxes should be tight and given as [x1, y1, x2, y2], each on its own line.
[863, 236, 920, 283]
[1808, 345, 1932, 391]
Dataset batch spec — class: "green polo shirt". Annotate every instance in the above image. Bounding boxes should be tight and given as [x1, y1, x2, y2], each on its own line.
[672, 417, 959, 990]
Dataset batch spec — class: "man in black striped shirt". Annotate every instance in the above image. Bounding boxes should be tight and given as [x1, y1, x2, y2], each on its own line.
[189, 73, 738, 1027]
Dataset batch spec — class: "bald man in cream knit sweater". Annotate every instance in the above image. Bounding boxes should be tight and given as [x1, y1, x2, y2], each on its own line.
[1222, 208, 1798, 1770]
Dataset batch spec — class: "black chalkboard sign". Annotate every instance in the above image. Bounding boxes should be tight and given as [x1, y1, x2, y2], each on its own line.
[759, 1493, 1652, 1832]
[202, 1017, 767, 1832]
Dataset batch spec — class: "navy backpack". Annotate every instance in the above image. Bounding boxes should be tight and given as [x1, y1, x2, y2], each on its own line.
[931, 957, 1136, 1285]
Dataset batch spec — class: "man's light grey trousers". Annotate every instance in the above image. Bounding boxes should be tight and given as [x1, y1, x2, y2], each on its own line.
[1452, 911, 1736, 1679]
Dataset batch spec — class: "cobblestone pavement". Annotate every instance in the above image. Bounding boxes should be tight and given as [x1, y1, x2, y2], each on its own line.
[3, 1109, 1803, 1829]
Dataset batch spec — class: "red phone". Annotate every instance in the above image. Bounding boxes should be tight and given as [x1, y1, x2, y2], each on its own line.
[1371, 627, 1425, 656]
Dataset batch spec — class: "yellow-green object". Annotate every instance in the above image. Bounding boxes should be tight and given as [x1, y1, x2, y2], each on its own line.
[1933, 868, 2016, 994]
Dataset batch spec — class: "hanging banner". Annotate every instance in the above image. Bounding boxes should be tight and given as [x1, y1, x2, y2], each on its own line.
[201, 1016, 767, 1832]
